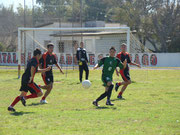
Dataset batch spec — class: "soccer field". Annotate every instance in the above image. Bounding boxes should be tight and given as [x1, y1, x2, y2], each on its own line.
[0, 68, 180, 135]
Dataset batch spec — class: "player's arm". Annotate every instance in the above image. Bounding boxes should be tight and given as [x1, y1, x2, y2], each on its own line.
[55, 63, 64, 74]
[76, 49, 82, 66]
[129, 62, 141, 68]
[39, 64, 43, 69]
[39, 57, 43, 70]
[116, 68, 119, 76]
[126, 54, 141, 68]
[116, 54, 121, 76]
[53, 54, 64, 74]
[85, 50, 88, 63]
[116, 60, 126, 76]
[94, 57, 105, 70]
[93, 64, 99, 70]
[37, 67, 51, 73]
[76, 49, 79, 61]
[29, 66, 36, 83]
[117, 59, 127, 70]
[29, 65, 51, 83]
[123, 59, 127, 69]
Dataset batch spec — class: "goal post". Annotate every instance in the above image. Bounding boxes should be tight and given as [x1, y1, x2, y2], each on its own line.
[17, 26, 133, 78]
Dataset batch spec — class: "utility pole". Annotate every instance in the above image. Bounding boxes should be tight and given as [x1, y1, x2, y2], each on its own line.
[24, 0, 27, 69]
[32, 0, 35, 51]
[80, 0, 83, 42]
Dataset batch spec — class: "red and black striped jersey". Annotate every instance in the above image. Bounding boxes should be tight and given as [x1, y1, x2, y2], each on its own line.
[116, 52, 131, 69]
[39, 52, 57, 74]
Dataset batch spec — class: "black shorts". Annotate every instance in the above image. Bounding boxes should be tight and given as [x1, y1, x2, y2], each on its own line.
[19, 82, 41, 94]
[42, 73, 54, 85]
[120, 68, 130, 81]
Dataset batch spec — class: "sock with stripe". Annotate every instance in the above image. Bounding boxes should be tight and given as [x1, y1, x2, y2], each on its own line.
[118, 91, 123, 96]
[42, 96, 46, 100]
[10, 96, 21, 107]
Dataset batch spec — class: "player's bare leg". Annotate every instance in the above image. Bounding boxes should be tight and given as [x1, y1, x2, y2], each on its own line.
[22, 90, 43, 106]
[117, 80, 131, 99]
[40, 83, 53, 103]
[39, 85, 49, 89]
[115, 81, 128, 91]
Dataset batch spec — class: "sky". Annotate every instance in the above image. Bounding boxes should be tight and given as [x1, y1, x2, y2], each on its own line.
[0, 0, 38, 11]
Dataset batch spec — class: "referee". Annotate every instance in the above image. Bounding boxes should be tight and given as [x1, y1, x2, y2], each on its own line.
[76, 42, 89, 83]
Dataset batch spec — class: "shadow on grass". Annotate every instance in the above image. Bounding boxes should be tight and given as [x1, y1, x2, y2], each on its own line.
[76, 82, 81, 84]
[95, 106, 117, 110]
[54, 81, 62, 83]
[27, 102, 45, 106]
[10, 111, 34, 116]
[111, 98, 126, 101]
[131, 81, 136, 83]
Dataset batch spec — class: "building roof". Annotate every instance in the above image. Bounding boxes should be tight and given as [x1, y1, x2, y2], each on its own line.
[50, 31, 133, 37]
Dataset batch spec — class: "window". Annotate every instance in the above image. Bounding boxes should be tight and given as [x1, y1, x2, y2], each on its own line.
[58, 42, 64, 53]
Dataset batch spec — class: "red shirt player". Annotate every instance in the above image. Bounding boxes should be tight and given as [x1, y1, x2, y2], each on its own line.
[39, 43, 64, 104]
[115, 43, 141, 99]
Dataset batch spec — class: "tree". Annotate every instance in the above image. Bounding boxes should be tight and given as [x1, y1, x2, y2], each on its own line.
[0, 42, 4, 51]
[151, 1, 180, 52]
[105, 0, 180, 52]
[0, 4, 33, 52]
[84, 0, 107, 21]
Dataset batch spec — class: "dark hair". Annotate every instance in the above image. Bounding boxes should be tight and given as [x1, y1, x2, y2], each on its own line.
[110, 46, 116, 51]
[47, 43, 54, 48]
[33, 48, 41, 56]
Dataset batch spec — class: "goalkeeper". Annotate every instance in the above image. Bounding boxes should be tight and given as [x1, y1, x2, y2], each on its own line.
[76, 42, 89, 83]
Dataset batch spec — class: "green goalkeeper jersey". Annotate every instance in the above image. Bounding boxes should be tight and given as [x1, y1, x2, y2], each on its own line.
[98, 56, 124, 78]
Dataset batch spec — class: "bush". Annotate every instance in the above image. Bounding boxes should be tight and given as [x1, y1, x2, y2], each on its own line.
[0, 42, 4, 51]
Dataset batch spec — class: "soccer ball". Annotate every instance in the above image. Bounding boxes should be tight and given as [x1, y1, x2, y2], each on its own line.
[82, 80, 91, 89]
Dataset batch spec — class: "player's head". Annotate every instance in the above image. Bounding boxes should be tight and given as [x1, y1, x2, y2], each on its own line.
[80, 42, 84, 48]
[121, 43, 127, 52]
[33, 48, 42, 60]
[109, 46, 116, 57]
[47, 43, 54, 53]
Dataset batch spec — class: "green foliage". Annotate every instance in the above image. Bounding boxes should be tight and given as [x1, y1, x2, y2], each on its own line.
[0, 42, 4, 51]
[84, 0, 107, 21]
[0, 1, 179, 52]
[0, 69, 180, 135]
[168, 37, 180, 52]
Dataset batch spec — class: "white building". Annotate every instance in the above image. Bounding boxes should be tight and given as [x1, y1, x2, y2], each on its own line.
[24, 21, 151, 55]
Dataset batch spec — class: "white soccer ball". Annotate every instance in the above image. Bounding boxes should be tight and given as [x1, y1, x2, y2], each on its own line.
[82, 80, 91, 89]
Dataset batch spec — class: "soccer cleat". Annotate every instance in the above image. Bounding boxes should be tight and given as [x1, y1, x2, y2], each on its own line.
[40, 100, 48, 104]
[106, 101, 114, 106]
[8, 107, 16, 112]
[92, 100, 99, 107]
[20, 97, 26, 106]
[117, 95, 123, 99]
[115, 83, 120, 92]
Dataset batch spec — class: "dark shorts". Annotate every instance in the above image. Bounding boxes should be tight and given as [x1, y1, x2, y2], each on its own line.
[120, 68, 131, 81]
[102, 75, 112, 87]
[42, 73, 54, 85]
[19, 82, 41, 94]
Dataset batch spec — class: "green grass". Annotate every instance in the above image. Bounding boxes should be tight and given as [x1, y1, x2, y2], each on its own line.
[0, 68, 180, 135]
